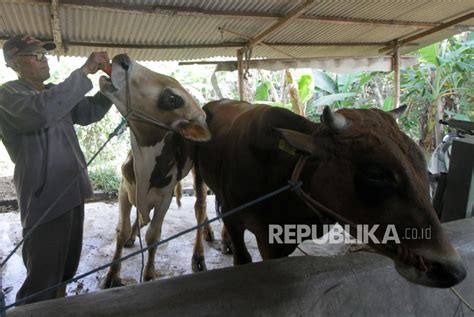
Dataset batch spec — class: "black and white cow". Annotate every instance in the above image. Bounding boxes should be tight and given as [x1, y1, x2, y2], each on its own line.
[99, 54, 214, 287]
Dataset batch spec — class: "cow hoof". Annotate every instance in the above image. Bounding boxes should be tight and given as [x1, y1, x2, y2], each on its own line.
[124, 238, 136, 248]
[192, 254, 207, 272]
[221, 242, 233, 255]
[101, 276, 124, 289]
[203, 228, 215, 242]
[144, 272, 157, 282]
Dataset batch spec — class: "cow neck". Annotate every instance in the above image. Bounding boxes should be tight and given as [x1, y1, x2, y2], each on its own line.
[290, 155, 358, 232]
[128, 119, 171, 147]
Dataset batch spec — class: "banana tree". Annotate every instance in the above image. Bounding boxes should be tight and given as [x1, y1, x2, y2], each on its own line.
[400, 33, 474, 151]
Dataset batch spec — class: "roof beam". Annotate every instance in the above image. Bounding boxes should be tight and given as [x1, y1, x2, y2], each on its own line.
[219, 27, 297, 58]
[9, 0, 462, 30]
[66, 41, 418, 49]
[380, 11, 474, 53]
[1, 36, 414, 49]
[243, 0, 318, 52]
[50, 0, 65, 55]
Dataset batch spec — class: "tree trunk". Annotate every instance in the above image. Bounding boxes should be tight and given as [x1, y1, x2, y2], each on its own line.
[211, 70, 224, 99]
[372, 78, 385, 108]
[285, 70, 303, 115]
[281, 70, 287, 105]
[434, 96, 444, 146]
[420, 101, 436, 153]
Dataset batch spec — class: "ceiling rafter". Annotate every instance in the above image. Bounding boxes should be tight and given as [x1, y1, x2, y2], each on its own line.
[380, 11, 474, 53]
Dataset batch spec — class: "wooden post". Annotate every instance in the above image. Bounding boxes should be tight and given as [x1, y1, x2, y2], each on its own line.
[237, 49, 245, 101]
[392, 44, 400, 109]
[51, 0, 65, 55]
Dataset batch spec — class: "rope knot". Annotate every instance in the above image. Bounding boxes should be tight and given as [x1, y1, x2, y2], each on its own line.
[288, 180, 303, 191]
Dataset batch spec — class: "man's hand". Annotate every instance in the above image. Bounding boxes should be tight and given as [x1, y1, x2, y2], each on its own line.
[81, 52, 110, 75]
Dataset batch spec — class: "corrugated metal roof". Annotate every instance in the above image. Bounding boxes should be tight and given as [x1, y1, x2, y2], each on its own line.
[0, 0, 472, 61]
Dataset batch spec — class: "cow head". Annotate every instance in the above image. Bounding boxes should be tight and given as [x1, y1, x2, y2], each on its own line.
[278, 106, 466, 288]
[99, 54, 210, 142]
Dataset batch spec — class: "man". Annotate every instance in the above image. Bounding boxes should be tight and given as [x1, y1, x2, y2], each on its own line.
[0, 34, 112, 305]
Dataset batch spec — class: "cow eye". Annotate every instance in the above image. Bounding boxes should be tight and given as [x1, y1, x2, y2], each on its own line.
[158, 89, 185, 110]
[355, 164, 395, 204]
[360, 166, 393, 184]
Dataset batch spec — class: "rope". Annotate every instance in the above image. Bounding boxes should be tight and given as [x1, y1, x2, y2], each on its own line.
[137, 208, 144, 283]
[0, 118, 127, 269]
[451, 287, 474, 312]
[0, 181, 302, 311]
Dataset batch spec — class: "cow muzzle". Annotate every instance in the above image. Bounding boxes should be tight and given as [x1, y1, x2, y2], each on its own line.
[392, 246, 466, 288]
[114, 54, 130, 71]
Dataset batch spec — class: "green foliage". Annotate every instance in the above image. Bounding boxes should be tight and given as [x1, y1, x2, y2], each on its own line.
[382, 96, 393, 112]
[312, 93, 357, 107]
[313, 70, 337, 94]
[88, 166, 120, 194]
[297, 74, 313, 103]
[75, 109, 130, 168]
[418, 44, 439, 66]
[399, 32, 474, 139]
[255, 80, 271, 101]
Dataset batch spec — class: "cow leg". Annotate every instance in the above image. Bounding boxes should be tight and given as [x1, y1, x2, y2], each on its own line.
[220, 225, 233, 254]
[224, 219, 252, 265]
[143, 196, 172, 282]
[191, 167, 214, 272]
[102, 183, 132, 288]
[192, 168, 215, 242]
[255, 235, 279, 260]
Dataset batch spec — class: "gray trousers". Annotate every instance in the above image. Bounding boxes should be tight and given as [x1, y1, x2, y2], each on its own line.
[16, 205, 84, 305]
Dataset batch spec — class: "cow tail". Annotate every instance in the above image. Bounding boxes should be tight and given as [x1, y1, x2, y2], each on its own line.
[215, 196, 222, 217]
[174, 181, 182, 208]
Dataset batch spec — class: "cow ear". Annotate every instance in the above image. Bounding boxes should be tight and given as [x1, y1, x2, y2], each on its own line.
[275, 128, 317, 155]
[388, 105, 407, 119]
[173, 121, 211, 142]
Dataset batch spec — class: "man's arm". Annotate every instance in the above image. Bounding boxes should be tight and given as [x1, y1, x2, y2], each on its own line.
[71, 92, 113, 125]
[0, 69, 93, 133]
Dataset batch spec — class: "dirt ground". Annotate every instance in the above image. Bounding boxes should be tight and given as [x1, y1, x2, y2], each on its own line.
[0, 195, 351, 307]
[0, 176, 15, 201]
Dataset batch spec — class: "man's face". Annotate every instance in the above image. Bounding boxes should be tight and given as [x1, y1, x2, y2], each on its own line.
[9, 49, 50, 82]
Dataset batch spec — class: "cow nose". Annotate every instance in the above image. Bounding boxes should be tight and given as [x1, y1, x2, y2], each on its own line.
[426, 259, 467, 288]
[113, 54, 130, 70]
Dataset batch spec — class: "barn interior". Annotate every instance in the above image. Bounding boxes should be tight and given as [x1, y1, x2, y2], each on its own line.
[0, 0, 473, 315]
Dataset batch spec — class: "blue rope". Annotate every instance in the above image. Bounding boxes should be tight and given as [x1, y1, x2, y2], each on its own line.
[1, 181, 302, 312]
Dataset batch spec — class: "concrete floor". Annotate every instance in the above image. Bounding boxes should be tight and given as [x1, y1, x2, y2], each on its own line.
[0, 195, 350, 307]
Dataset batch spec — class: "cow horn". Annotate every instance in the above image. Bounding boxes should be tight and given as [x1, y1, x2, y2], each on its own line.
[321, 106, 349, 132]
[388, 104, 407, 119]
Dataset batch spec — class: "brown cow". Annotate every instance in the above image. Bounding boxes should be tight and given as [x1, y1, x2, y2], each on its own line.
[194, 100, 466, 288]
[99, 54, 214, 287]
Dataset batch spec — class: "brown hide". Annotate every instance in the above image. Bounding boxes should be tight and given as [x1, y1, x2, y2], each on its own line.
[195, 100, 466, 288]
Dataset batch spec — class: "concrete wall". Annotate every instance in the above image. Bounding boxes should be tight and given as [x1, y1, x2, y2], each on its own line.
[8, 218, 474, 317]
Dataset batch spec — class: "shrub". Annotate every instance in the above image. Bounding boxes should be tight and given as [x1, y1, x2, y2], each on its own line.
[88, 166, 120, 194]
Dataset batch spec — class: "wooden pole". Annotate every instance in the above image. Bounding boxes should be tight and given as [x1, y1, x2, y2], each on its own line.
[237, 49, 245, 101]
[392, 44, 400, 109]
[50, 0, 65, 55]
